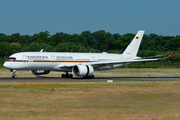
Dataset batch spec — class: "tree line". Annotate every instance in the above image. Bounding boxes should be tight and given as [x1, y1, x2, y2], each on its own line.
[0, 30, 180, 67]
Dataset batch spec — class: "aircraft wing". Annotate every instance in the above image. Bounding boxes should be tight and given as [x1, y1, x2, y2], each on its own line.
[58, 58, 158, 68]
[90, 51, 175, 66]
[58, 51, 175, 68]
[88, 58, 159, 68]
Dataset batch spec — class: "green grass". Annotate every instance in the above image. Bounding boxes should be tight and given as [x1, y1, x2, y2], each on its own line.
[0, 81, 180, 119]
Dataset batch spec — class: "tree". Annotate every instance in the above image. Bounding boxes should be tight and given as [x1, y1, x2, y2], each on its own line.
[32, 31, 50, 44]
[113, 39, 123, 51]
[164, 37, 180, 51]
[80, 30, 95, 48]
[38, 31, 50, 43]
[66, 42, 78, 52]
[29, 42, 41, 51]
[41, 43, 52, 52]
[20, 35, 31, 45]
[0, 42, 9, 57]
[106, 43, 115, 50]
[21, 44, 29, 52]
[112, 33, 120, 41]
[49, 32, 68, 46]
[9, 33, 20, 43]
[153, 36, 163, 51]
[70, 33, 80, 44]
[113, 36, 130, 51]
[36, 38, 43, 44]
[89, 48, 96, 53]
[9, 42, 22, 55]
[79, 47, 87, 52]
[0, 33, 9, 42]
[93, 30, 108, 51]
[56, 43, 68, 52]
[78, 43, 87, 52]
[147, 40, 156, 51]
[106, 32, 113, 44]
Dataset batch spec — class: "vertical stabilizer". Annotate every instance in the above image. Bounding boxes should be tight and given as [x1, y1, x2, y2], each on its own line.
[123, 30, 144, 57]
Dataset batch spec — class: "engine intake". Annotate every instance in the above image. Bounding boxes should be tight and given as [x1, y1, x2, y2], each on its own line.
[30, 70, 50, 75]
[72, 65, 94, 76]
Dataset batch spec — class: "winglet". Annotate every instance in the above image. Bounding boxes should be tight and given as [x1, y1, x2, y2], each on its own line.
[159, 51, 175, 60]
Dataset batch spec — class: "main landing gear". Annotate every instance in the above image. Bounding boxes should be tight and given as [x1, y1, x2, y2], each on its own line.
[61, 72, 73, 78]
[61, 72, 95, 79]
[11, 70, 17, 79]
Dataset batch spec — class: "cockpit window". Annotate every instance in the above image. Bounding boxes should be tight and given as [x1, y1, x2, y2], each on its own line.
[7, 57, 16, 60]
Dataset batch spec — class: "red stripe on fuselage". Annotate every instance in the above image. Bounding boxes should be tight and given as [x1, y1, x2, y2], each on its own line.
[5, 60, 92, 63]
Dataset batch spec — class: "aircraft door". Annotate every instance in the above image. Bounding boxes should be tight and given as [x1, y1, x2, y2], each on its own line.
[51, 56, 55, 63]
[91, 56, 95, 62]
[23, 55, 28, 63]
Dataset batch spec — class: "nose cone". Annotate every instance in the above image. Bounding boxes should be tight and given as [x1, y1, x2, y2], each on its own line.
[3, 62, 10, 69]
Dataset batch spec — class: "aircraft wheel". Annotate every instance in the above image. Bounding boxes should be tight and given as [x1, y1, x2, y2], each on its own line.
[70, 74, 73, 78]
[61, 74, 65, 78]
[12, 75, 17, 79]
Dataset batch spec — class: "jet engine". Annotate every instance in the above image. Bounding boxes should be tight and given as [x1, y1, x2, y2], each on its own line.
[30, 70, 50, 75]
[72, 65, 94, 76]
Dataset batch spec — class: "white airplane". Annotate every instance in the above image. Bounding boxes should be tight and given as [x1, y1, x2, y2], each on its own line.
[3, 30, 175, 79]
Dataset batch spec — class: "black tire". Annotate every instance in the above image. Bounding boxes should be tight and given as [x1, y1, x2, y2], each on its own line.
[12, 75, 17, 79]
[61, 74, 65, 78]
[70, 74, 73, 78]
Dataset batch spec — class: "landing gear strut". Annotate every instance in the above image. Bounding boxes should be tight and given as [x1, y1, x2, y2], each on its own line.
[12, 70, 17, 79]
[61, 72, 73, 78]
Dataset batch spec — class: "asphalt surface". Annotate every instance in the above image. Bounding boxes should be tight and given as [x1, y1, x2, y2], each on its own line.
[0, 76, 180, 82]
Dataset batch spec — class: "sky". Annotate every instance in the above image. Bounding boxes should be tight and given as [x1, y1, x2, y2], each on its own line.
[0, 0, 180, 36]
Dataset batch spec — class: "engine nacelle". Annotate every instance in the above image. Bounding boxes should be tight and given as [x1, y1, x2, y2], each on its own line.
[72, 65, 94, 76]
[30, 70, 50, 75]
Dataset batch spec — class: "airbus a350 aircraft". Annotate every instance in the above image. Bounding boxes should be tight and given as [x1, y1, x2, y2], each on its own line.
[3, 30, 175, 79]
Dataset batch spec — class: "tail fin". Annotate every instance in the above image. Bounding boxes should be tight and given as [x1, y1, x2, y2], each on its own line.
[123, 30, 145, 57]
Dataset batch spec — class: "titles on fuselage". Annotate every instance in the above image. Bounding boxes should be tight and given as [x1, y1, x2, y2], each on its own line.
[56, 56, 73, 60]
[26, 56, 73, 61]
[28, 56, 48, 60]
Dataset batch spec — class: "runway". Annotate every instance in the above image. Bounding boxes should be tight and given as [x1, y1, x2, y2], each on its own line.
[0, 76, 180, 82]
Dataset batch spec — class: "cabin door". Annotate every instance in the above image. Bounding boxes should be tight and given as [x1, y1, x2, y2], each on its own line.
[23, 55, 28, 63]
[51, 56, 55, 63]
[91, 56, 95, 62]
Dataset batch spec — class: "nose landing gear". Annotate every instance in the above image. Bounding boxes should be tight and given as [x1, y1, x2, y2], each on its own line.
[11, 70, 17, 79]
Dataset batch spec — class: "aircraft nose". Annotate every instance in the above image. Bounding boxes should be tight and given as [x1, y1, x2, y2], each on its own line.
[3, 62, 10, 69]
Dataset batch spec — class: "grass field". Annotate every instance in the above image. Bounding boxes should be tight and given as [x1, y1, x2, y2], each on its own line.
[1, 68, 180, 119]
[0, 81, 180, 120]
